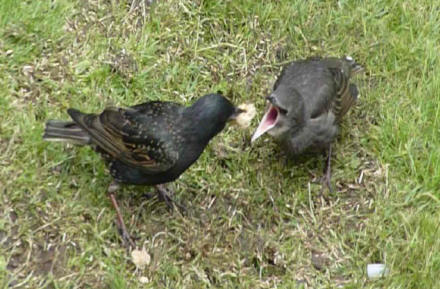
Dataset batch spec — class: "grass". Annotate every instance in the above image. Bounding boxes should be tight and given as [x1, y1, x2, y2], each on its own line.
[1, 0, 440, 288]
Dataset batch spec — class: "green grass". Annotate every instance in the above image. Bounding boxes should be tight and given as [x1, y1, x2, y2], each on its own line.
[1, 0, 440, 288]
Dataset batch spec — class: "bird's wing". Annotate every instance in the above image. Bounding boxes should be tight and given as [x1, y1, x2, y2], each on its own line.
[313, 57, 360, 120]
[68, 104, 181, 173]
[328, 66, 358, 120]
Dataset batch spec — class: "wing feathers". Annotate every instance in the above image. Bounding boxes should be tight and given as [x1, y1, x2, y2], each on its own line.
[67, 107, 177, 173]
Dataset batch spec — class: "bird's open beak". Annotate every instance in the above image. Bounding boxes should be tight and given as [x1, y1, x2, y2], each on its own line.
[251, 104, 279, 142]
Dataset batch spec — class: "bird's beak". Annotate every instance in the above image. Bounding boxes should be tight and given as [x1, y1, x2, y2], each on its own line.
[251, 103, 279, 142]
[228, 107, 246, 122]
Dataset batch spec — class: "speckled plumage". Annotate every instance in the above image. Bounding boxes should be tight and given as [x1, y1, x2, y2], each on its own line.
[43, 93, 239, 246]
[44, 93, 237, 186]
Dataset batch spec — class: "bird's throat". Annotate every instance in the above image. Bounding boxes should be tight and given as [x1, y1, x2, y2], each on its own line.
[251, 105, 279, 142]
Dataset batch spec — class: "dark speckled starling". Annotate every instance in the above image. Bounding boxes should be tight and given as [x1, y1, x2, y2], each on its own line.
[43, 93, 244, 247]
[252, 56, 363, 192]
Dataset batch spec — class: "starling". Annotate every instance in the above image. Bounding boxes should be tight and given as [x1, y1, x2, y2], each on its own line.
[252, 56, 363, 191]
[43, 93, 244, 247]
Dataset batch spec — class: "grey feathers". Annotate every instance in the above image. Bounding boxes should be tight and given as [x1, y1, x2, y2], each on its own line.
[252, 56, 362, 154]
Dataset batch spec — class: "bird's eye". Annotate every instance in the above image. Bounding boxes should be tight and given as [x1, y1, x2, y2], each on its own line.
[278, 107, 288, 114]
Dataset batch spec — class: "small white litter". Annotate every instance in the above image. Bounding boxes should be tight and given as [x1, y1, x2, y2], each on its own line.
[131, 248, 151, 269]
[367, 263, 390, 279]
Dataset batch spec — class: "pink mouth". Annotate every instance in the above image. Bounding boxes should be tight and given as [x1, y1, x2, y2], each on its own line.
[251, 104, 279, 142]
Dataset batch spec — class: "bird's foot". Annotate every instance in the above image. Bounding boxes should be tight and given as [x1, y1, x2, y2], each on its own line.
[155, 185, 186, 212]
[108, 186, 136, 249]
[319, 144, 334, 196]
[319, 171, 334, 195]
[114, 216, 136, 249]
[142, 192, 155, 199]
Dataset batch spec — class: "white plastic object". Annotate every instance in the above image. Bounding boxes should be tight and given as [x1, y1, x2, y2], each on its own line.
[367, 263, 389, 279]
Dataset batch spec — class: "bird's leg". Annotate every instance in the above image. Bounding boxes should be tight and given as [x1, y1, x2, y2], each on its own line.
[320, 144, 334, 194]
[108, 182, 136, 248]
[155, 184, 186, 212]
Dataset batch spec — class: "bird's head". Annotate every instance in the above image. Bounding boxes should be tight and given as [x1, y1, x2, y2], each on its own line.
[193, 93, 238, 122]
[187, 93, 244, 141]
[251, 86, 302, 142]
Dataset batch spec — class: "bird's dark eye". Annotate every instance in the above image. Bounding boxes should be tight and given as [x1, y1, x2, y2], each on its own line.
[278, 107, 288, 114]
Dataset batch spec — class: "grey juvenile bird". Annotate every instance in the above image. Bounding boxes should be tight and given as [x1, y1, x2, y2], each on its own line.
[252, 56, 362, 191]
[43, 93, 244, 247]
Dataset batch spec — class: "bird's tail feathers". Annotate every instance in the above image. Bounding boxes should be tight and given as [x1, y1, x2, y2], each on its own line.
[43, 120, 91, 145]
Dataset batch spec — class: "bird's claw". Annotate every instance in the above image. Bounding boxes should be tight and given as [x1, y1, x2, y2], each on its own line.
[155, 185, 186, 213]
[115, 218, 136, 249]
[108, 190, 136, 249]
[319, 173, 334, 195]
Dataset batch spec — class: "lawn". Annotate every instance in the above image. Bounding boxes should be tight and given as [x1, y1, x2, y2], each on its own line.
[1, 0, 439, 288]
